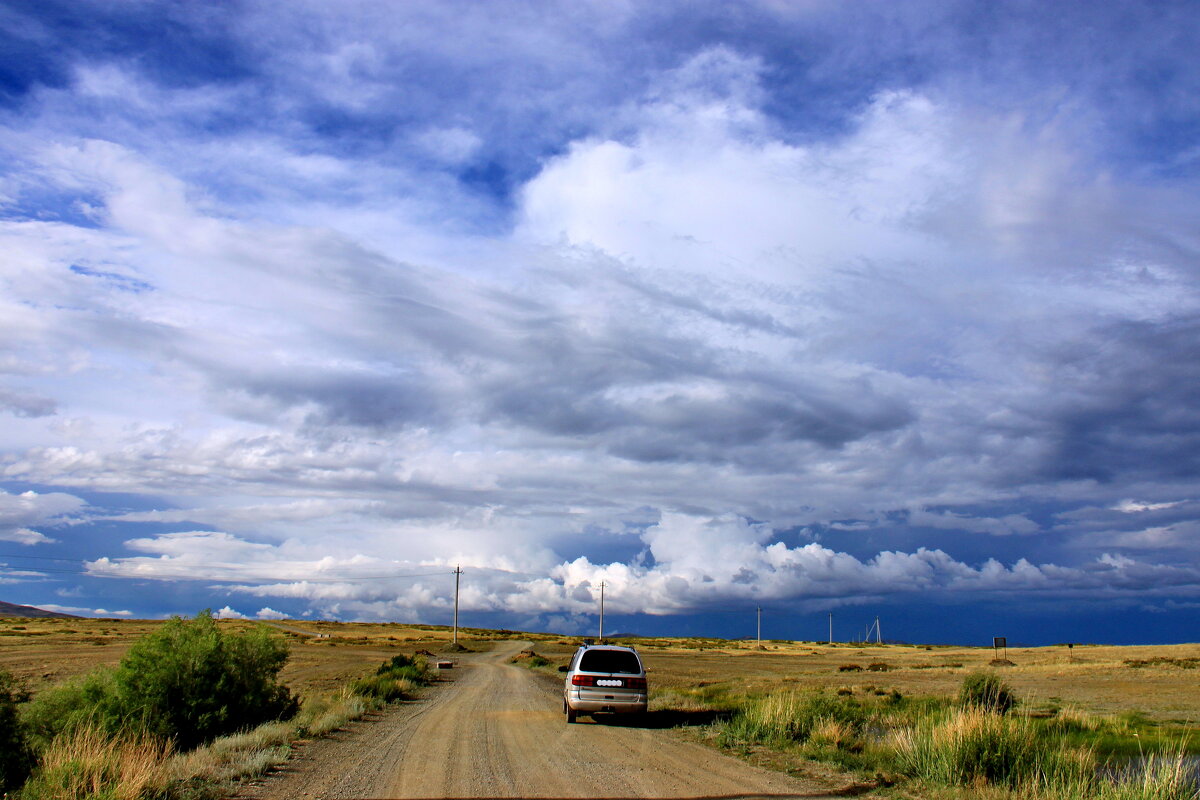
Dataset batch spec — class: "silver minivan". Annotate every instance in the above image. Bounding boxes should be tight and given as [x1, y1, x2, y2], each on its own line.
[562, 643, 648, 723]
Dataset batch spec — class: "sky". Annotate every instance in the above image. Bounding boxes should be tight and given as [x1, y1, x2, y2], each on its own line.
[2, 1, 1200, 645]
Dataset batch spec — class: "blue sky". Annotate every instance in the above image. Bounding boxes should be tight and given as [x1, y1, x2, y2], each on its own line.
[2, 1, 1200, 644]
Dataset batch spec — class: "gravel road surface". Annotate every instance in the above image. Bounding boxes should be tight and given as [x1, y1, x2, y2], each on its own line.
[242, 641, 850, 800]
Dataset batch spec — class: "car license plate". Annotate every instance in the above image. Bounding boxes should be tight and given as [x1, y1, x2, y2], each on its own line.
[596, 678, 622, 687]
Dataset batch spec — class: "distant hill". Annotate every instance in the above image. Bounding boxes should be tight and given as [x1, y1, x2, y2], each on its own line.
[0, 600, 80, 619]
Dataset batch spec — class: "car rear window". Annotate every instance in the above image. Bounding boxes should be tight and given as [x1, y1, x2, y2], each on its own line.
[579, 649, 642, 674]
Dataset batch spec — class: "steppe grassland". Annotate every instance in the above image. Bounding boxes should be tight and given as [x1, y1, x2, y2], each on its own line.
[529, 636, 1200, 722]
[5, 616, 1199, 723]
[0, 616, 510, 697]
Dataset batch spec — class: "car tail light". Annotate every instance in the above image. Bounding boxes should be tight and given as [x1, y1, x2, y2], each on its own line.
[571, 674, 597, 686]
[626, 677, 647, 690]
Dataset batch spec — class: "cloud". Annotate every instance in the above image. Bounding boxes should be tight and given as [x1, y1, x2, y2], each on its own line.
[214, 605, 247, 619]
[1, 4, 1200, 634]
[0, 388, 57, 418]
[1114, 500, 1185, 514]
[37, 604, 133, 617]
[81, 512, 1200, 624]
[0, 488, 84, 545]
[255, 607, 288, 620]
[908, 509, 1039, 537]
[0, 528, 55, 545]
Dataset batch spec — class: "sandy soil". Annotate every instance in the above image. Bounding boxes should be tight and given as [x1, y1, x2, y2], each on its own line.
[239, 641, 850, 800]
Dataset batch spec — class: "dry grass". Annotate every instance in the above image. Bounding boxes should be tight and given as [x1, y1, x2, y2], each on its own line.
[20, 724, 172, 800]
[624, 639, 1200, 723]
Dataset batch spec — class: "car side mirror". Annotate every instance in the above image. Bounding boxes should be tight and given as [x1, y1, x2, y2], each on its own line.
[558, 665, 568, 672]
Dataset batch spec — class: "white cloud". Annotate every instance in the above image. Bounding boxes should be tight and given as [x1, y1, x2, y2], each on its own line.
[255, 607, 289, 620]
[0, 527, 56, 545]
[75, 512, 1196, 623]
[214, 605, 247, 619]
[0, 489, 83, 545]
[413, 126, 483, 165]
[37, 604, 133, 617]
[1114, 499, 1184, 513]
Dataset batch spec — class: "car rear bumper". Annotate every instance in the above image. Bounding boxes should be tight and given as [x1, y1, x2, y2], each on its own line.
[567, 691, 647, 714]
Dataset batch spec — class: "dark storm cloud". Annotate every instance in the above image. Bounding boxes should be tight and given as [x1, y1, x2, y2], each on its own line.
[1033, 314, 1200, 484]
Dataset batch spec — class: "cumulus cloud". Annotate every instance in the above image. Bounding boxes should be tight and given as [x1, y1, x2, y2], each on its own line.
[255, 607, 288, 620]
[82, 512, 1200, 624]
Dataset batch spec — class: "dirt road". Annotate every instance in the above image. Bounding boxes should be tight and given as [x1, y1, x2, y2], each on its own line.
[245, 641, 849, 799]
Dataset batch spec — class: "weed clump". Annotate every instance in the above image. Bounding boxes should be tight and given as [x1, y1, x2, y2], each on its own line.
[721, 690, 866, 747]
[892, 707, 1090, 789]
[352, 653, 430, 703]
[509, 650, 551, 668]
[957, 671, 1016, 715]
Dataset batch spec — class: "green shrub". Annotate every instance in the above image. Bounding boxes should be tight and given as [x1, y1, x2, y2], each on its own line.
[375, 653, 416, 674]
[958, 671, 1016, 715]
[24, 611, 298, 752]
[353, 653, 430, 703]
[0, 669, 32, 793]
[113, 611, 298, 750]
[351, 674, 417, 703]
[375, 653, 431, 683]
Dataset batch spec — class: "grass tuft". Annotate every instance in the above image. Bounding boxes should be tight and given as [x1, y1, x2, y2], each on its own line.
[720, 690, 866, 747]
[892, 706, 1092, 789]
[19, 724, 172, 800]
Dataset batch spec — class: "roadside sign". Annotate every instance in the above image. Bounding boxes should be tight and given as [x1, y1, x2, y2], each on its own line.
[992, 636, 1007, 660]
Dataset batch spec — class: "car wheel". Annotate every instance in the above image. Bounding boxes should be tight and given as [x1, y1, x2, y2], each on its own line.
[566, 704, 577, 723]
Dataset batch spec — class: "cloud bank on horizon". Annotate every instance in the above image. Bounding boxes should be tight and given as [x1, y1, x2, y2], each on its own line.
[2, 1, 1200, 640]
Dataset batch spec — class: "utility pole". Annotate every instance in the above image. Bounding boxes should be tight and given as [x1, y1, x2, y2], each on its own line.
[876, 616, 882, 645]
[828, 612, 833, 645]
[599, 581, 605, 641]
[452, 565, 462, 646]
[756, 606, 761, 646]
